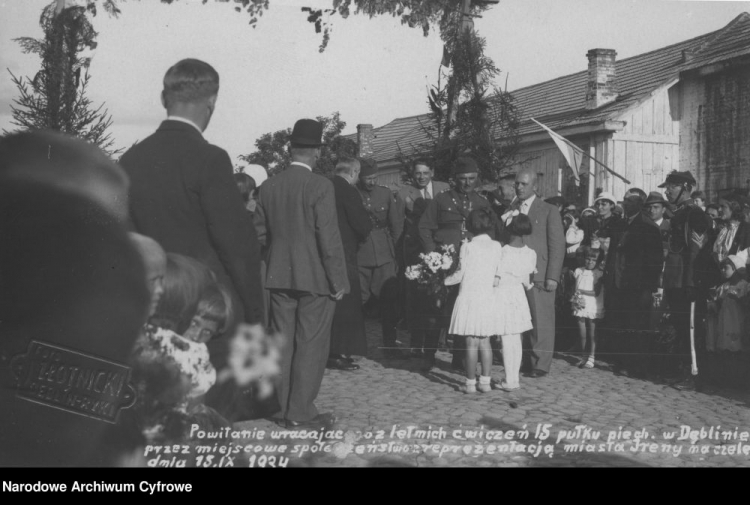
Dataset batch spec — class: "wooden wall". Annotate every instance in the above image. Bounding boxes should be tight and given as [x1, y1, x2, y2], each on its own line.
[680, 66, 750, 200]
[601, 85, 680, 199]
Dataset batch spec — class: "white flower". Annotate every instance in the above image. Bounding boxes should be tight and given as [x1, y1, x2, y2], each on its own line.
[217, 323, 283, 399]
[440, 255, 453, 270]
[405, 265, 422, 280]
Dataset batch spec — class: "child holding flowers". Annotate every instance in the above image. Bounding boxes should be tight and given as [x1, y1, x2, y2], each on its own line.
[444, 208, 504, 393]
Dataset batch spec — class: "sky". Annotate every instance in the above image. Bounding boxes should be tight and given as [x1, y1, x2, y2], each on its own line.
[1, 0, 749, 163]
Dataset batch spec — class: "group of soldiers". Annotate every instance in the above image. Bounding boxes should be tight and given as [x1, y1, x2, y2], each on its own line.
[335, 155, 502, 372]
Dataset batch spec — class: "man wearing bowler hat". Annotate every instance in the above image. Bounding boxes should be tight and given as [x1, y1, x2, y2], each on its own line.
[356, 157, 406, 359]
[659, 171, 711, 391]
[255, 119, 349, 429]
[418, 156, 500, 371]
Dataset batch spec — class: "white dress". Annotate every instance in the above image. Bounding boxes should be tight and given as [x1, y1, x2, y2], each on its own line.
[572, 268, 605, 320]
[445, 235, 504, 337]
[494, 245, 536, 335]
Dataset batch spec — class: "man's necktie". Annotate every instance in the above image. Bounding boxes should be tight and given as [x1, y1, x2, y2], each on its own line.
[423, 188, 431, 200]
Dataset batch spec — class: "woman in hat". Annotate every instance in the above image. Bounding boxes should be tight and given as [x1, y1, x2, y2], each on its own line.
[586, 192, 623, 261]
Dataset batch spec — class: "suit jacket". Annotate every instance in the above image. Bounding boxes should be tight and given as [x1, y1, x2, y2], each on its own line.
[609, 213, 665, 291]
[501, 197, 565, 283]
[120, 120, 263, 323]
[333, 175, 372, 265]
[255, 164, 349, 296]
[397, 181, 449, 265]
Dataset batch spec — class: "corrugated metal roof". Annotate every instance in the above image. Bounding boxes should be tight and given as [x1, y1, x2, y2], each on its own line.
[353, 13, 750, 166]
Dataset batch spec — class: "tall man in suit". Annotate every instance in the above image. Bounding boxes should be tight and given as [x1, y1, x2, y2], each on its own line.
[397, 159, 449, 362]
[503, 168, 565, 377]
[606, 188, 665, 376]
[329, 157, 373, 370]
[120, 59, 263, 363]
[255, 119, 349, 429]
[357, 158, 406, 359]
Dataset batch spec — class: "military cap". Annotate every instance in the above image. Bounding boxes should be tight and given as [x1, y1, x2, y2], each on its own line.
[359, 157, 378, 177]
[658, 170, 696, 188]
[453, 157, 479, 175]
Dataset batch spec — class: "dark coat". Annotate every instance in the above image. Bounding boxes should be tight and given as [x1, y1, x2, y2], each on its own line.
[608, 213, 665, 291]
[330, 175, 372, 356]
[120, 120, 263, 325]
[663, 200, 712, 290]
[333, 175, 373, 263]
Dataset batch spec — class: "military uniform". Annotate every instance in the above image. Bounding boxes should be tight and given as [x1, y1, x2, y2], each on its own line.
[418, 189, 497, 253]
[357, 182, 404, 356]
[659, 171, 712, 387]
[417, 158, 501, 370]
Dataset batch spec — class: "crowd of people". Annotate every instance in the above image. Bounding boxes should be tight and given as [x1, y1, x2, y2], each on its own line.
[1, 57, 748, 467]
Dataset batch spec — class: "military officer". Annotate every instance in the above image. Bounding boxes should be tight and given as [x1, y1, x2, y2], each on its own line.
[357, 157, 406, 359]
[418, 156, 500, 370]
[659, 171, 712, 391]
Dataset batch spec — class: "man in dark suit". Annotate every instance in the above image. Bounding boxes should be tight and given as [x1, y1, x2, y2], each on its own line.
[502, 168, 565, 377]
[329, 157, 372, 370]
[120, 59, 263, 335]
[606, 188, 665, 376]
[397, 159, 449, 363]
[255, 119, 349, 429]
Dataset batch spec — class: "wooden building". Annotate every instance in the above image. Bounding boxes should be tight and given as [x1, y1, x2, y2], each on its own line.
[350, 13, 750, 205]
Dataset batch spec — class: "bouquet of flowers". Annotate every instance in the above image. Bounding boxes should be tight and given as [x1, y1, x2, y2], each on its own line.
[570, 290, 586, 312]
[405, 244, 459, 309]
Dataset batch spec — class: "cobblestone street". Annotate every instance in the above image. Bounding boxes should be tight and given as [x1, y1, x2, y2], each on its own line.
[236, 319, 750, 467]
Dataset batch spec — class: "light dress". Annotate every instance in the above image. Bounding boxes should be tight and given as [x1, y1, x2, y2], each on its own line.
[572, 268, 605, 320]
[445, 235, 504, 337]
[706, 280, 749, 352]
[494, 245, 536, 335]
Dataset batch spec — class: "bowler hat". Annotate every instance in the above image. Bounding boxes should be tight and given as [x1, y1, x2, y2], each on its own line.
[644, 191, 669, 206]
[453, 157, 479, 175]
[289, 119, 324, 147]
[658, 170, 696, 188]
[359, 157, 378, 177]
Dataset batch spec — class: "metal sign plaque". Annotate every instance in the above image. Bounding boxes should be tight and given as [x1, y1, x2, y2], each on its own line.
[9, 340, 136, 424]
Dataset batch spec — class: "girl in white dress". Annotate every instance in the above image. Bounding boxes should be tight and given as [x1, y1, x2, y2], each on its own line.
[495, 212, 536, 391]
[445, 208, 504, 393]
[571, 247, 605, 369]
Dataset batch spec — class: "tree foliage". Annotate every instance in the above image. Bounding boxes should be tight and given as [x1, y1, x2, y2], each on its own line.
[239, 111, 357, 178]
[398, 21, 521, 184]
[5, 2, 120, 156]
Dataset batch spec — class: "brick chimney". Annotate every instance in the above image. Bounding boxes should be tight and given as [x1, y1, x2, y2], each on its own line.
[356, 124, 374, 158]
[585, 49, 618, 110]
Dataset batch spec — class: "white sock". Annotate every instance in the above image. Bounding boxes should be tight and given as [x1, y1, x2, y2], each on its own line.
[479, 375, 491, 384]
[465, 378, 477, 385]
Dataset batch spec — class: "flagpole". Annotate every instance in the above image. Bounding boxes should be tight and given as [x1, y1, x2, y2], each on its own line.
[531, 118, 631, 184]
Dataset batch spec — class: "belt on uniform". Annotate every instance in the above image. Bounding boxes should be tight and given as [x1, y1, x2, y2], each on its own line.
[372, 223, 389, 230]
[439, 222, 464, 230]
